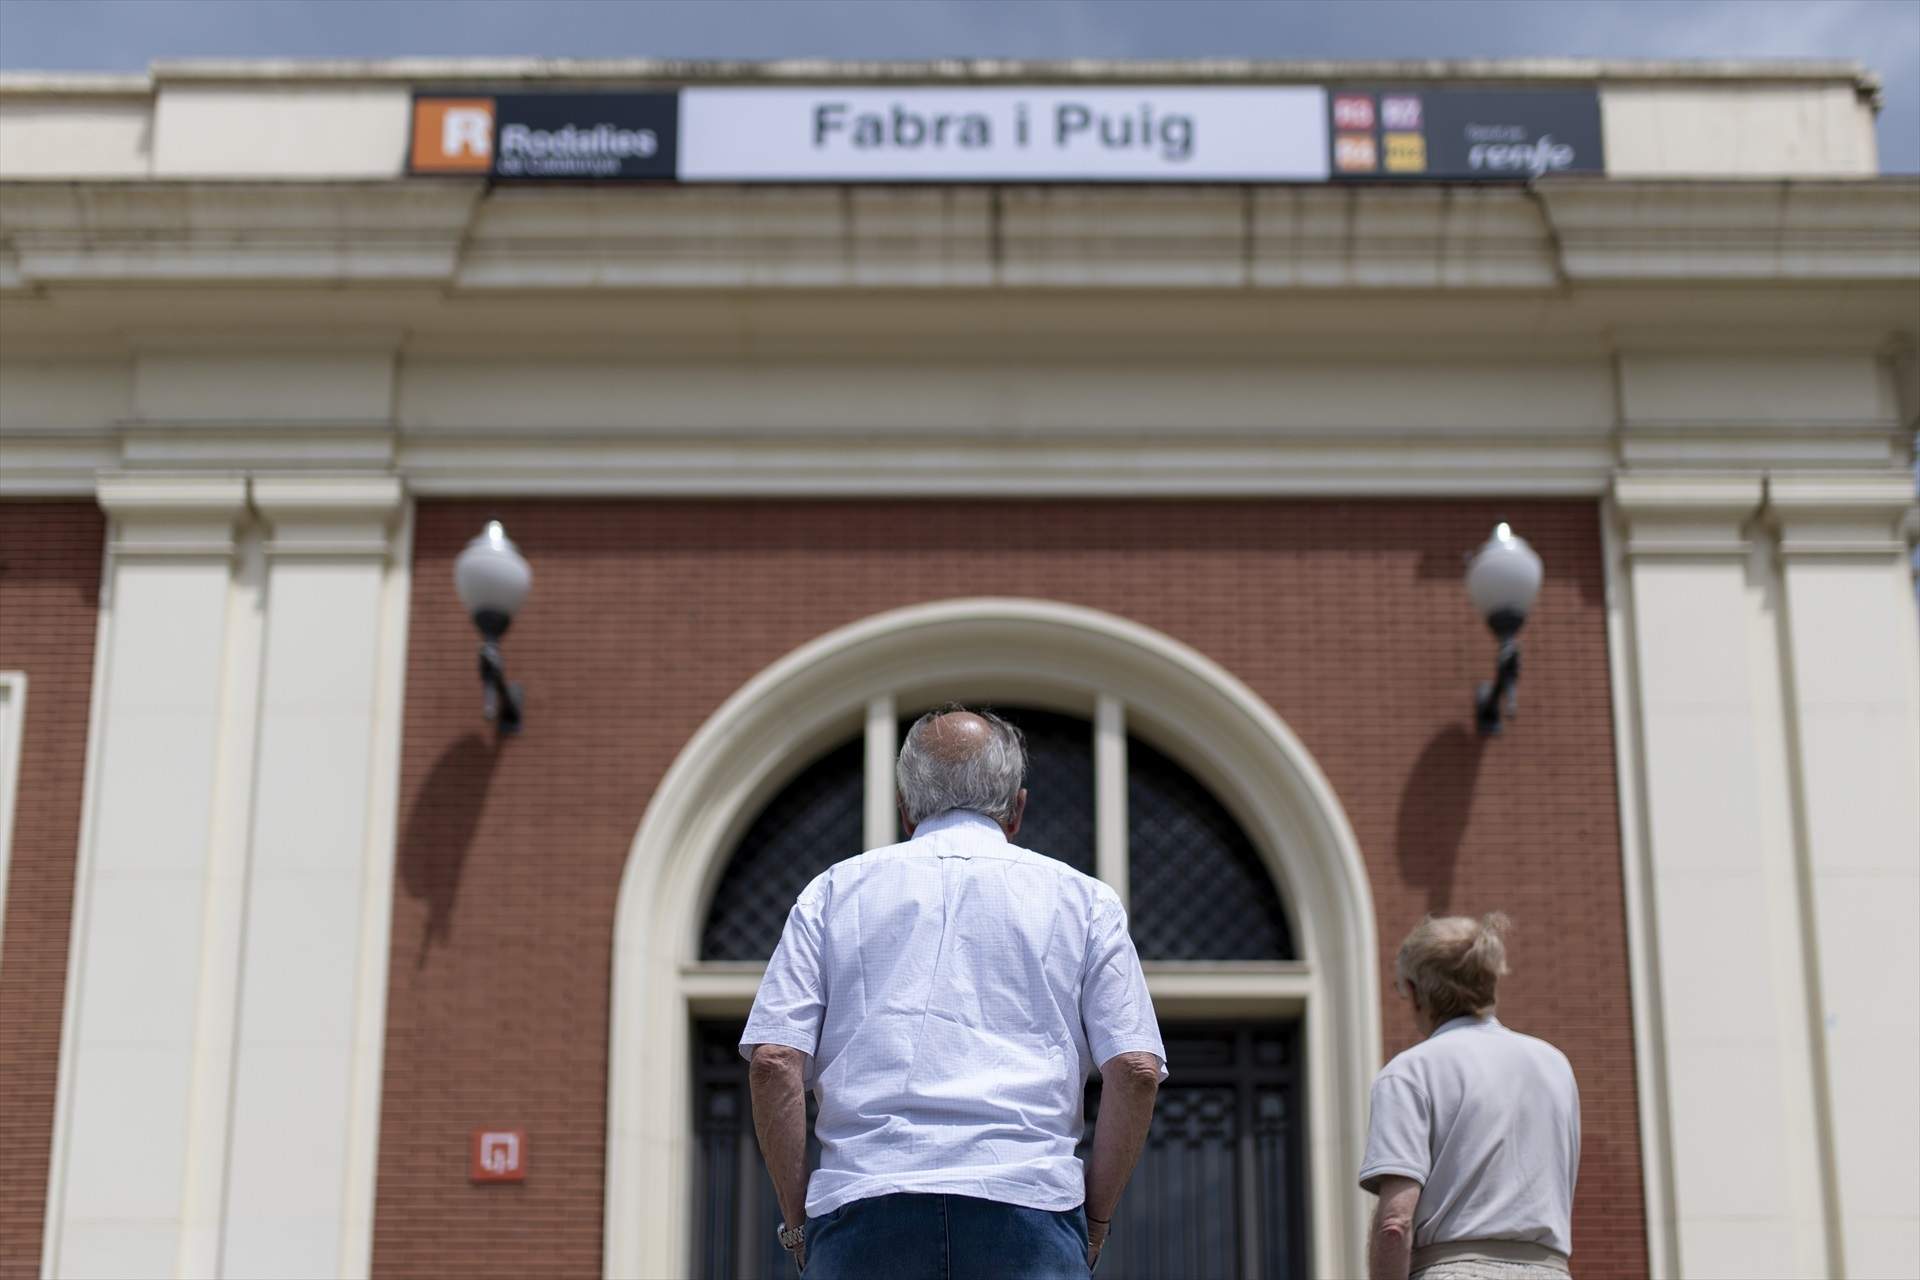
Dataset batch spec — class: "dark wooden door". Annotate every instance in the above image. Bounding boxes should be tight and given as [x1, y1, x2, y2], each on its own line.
[693, 1019, 1306, 1280]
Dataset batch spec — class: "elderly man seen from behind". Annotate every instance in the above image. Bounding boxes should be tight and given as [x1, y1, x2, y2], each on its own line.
[743, 705, 1167, 1279]
[1361, 913, 1580, 1280]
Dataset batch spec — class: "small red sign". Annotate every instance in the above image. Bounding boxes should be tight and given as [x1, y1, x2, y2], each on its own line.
[470, 1128, 526, 1183]
[1332, 94, 1376, 131]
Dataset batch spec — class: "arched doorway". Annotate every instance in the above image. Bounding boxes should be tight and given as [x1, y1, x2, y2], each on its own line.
[605, 600, 1379, 1278]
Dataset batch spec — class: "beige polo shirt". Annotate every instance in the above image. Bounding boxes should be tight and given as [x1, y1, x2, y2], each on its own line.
[1358, 1015, 1580, 1257]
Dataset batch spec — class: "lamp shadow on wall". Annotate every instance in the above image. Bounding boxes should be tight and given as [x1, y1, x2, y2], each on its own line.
[398, 732, 502, 968]
[1394, 723, 1487, 914]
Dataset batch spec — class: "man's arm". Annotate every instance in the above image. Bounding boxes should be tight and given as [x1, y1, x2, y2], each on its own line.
[1084, 1050, 1162, 1264]
[1366, 1175, 1422, 1280]
[749, 1044, 811, 1237]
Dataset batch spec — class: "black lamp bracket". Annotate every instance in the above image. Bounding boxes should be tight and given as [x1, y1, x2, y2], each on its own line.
[1475, 608, 1526, 736]
[478, 636, 523, 734]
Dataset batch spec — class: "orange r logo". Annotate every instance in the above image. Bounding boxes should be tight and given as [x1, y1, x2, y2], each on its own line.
[411, 98, 495, 173]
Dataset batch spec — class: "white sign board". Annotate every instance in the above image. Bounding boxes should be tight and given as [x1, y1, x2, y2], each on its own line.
[679, 87, 1330, 182]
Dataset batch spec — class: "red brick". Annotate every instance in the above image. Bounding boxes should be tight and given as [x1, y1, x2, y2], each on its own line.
[375, 499, 1645, 1278]
[0, 502, 104, 1280]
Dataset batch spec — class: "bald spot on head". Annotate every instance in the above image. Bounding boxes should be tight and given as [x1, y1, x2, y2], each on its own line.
[918, 711, 995, 764]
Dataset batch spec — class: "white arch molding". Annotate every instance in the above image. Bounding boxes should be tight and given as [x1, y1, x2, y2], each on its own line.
[603, 598, 1381, 1278]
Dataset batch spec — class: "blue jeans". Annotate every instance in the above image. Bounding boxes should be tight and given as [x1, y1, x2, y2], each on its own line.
[803, 1192, 1091, 1279]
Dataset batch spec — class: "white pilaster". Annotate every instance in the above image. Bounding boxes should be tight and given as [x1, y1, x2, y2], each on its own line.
[863, 694, 897, 850]
[1612, 475, 1834, 1278]
[1094, 694, 1128, 906]
[0, 671, 26, 967]
[1767, 474, 1920, 1280]
[220, 477, 405, 1280]
[44, 473, 409, 1280]
[47, 475, 251, 1280]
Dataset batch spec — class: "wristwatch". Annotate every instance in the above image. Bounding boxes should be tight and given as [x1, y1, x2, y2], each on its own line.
[778, 1222, 806, 1254]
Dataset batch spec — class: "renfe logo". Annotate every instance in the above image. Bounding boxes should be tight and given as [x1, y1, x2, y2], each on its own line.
[411, 98, 495, 173]
[1467, 133, 1577, 175]
[470, 1128, 526, 1183]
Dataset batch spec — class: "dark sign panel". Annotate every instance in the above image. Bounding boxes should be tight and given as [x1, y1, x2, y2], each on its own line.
[410, 93, 679, 180]
[408, 86, 1605, 183]
[1328, 88, 1603, 180]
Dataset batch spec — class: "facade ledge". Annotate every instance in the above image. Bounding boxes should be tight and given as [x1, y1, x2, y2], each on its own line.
[3, 179, 1915, 292]
[1538, 179, 1920, 281]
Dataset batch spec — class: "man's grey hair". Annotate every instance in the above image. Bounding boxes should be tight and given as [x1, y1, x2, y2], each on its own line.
[895, 704, 1028, 827]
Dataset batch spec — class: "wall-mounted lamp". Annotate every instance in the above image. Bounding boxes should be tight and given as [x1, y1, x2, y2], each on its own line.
[1466, 522, 1543, 735]
[454, 520, 532, 734]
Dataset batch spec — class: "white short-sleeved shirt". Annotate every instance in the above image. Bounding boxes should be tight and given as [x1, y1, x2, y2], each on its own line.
[1358, 1015, 1580, 1257]
[741, 808, 1168, 1218]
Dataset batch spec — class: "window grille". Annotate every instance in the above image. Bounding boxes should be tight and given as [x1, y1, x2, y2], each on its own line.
[699, 738, 864, 961]
[1126, 735, 1294, 961]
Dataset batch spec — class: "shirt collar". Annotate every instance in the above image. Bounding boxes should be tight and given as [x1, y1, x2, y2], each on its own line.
[910, 809, 1008, 842]
[1429, 1013, 1499, 1039]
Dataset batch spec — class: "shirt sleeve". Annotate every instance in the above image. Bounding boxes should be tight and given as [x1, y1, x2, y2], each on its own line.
[1079, 893, 1169, 1080]
[1358, 1072, 1432, 1193]
[739, 875, 829, 1066]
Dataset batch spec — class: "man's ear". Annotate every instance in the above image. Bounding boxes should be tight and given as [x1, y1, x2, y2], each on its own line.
[897, 796, 914, 839]
[1003, 788, 1028, 839]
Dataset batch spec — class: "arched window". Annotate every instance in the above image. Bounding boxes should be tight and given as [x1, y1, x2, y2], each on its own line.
[698, 707, 1293, 962]
[606, 599, 1380, 1280]
[694, 704, 1304, 1278]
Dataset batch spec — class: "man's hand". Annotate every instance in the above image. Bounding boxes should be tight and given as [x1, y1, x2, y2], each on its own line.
[1087, 1215, 1109, 1270]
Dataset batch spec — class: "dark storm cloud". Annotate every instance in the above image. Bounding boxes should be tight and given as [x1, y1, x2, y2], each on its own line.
[0, 0, 1914, 170]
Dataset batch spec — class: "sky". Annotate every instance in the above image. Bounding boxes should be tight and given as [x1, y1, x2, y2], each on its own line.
[0, 0, 1916, 171]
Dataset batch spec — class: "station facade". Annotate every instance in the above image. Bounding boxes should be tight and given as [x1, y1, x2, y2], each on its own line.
[0, 58, 1916, 1280]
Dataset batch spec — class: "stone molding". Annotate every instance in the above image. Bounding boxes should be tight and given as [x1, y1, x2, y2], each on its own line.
[1767, 473, 1919, 557]
[1614, 474, 1766, 558]
[250, 474, 403, 558]
[3, 180, 1913, 292]
[95, 472, 248, 557]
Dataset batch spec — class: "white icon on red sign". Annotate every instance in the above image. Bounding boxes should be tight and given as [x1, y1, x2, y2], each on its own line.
[470, 1128, 526, 1183]
[1335, 134, 1379, 173]
[1381, 95, 1424, 130]
[1332, 95, 1376, 131]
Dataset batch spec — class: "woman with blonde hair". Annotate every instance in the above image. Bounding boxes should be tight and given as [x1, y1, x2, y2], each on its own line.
[1359, 914, 1580, 1280]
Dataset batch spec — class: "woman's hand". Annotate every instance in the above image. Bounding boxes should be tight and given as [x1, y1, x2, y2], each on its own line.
[1087, 1216, 1109, 1270]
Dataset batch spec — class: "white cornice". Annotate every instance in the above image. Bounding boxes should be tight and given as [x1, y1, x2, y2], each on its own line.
[0, 185, 479, 287]
[398, 433, 1615, 498]
[1535, 180, 1920, 281]
[4, 180, 1915, 294]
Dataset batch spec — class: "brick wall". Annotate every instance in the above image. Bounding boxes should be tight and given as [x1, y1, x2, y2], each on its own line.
[374, 498, 1645, 1277]
[0, 503, 103, 1280]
